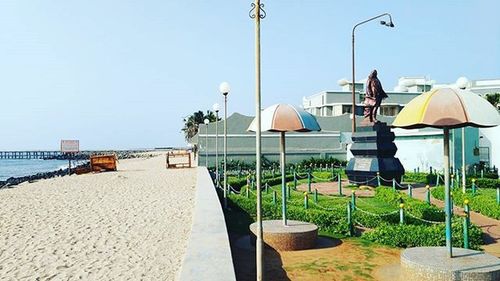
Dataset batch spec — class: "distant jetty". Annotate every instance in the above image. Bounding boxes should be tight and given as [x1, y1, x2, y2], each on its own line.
[0, 150, 152, 160]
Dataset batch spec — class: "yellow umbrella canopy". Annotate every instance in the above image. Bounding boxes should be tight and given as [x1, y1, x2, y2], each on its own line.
[393, 88, 500, 129]
[392, 87, 499, 258]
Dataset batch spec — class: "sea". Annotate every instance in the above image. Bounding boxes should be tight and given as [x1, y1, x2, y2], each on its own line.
[0, 159, 71, 181]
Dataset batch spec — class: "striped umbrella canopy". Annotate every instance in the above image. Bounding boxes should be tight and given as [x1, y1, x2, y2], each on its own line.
[392, 88, 500, 129]
[248, 104, 321, 132]
[248, 104, 321, 226]
[392, 87, 499, 259]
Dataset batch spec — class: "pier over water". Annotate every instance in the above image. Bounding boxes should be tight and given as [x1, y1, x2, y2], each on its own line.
[0, 151, 63, 160]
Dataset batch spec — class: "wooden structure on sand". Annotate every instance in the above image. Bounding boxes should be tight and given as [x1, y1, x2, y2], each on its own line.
[166, 151, 191, 169]
[90, 154, 117, 172]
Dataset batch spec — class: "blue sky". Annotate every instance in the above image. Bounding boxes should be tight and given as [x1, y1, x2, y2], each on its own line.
[0, 0, 498, 150]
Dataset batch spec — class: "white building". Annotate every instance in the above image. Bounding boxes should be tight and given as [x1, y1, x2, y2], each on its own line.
[302, 76, 500, 117]
[302, 76, 500, 172]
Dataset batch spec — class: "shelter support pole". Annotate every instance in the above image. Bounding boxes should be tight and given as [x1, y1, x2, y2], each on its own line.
[444, 128, 453, 258]
[280, 131, 287, 226]
[462, 128, 466, 193]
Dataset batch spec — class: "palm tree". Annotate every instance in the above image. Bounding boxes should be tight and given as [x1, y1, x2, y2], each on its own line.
[182, 110, 219, 141]
[485, 92, 499, 109]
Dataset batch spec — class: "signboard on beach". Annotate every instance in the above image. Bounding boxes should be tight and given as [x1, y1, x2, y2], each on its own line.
[60, 140, 79, 153]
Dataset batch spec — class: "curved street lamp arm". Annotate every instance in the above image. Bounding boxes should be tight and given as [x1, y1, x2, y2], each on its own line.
[350, 12, 393, 133]
[352, 13, 393, 36]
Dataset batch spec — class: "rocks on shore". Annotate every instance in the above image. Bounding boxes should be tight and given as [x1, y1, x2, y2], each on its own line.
[44, 150, 154, 160]
[0, 163, 88, 188]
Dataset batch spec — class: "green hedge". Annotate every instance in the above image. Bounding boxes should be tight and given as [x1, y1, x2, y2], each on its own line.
[363, 219, 483, 250]
[227, 185, 484, 249]
[403, 172, 429, 183]
[469, 178, 500, 189]
[352, 210, 399, 228]
[401, 172, 500, 188]
[431, 187, 500, 220]
[227, 174, 295, 190]
[298, 157, 347, 169]
[228, 193, 350, 235]
[375, 187, 445, 222]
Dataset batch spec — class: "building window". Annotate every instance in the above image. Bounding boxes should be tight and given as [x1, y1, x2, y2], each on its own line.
[342, 105, 352, 114]
[380, 105, 400, 116]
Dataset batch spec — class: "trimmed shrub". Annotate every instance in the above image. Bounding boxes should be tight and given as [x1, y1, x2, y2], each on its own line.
[298, 157, 347, 169]
[226, 186, 484, 249]
[375, 187, 445, 222]
[431, 186, 500, 220]
[363, 218, 483, 250]
[227, 174, 295, 190]
[404, 172, 428, 183]
[228, 193, 350, 235]
[472, 178, 500, 189]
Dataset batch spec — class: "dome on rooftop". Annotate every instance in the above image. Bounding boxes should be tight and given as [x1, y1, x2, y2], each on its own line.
[456, 77, 469, 89]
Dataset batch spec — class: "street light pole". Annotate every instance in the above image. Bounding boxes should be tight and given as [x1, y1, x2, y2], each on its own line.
[204, 118, 209, 167]
[351, 13, 394, 133]
[250, 1, 265, 280]
[219, 82, 231, 210]
[213, 103, 220, 186]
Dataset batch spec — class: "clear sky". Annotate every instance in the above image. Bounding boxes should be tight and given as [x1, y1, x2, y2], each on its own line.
[0, 0, 498, 150]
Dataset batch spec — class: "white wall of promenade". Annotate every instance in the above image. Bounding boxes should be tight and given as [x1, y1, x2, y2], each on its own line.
[178, 168, 235, 281]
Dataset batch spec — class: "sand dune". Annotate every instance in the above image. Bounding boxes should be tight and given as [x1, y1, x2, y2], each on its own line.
[0, 155, 196, 280]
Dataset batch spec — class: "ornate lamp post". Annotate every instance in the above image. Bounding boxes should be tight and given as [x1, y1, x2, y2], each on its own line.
[250, 1, 266, 279]
[204, 118, 209, 167]
[213, 103, 220, 186]
[351, 13, 394, 133]
[219, 82, 230, 209]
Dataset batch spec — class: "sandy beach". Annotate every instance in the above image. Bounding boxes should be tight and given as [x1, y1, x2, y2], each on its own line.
[0, 155, 196, 280]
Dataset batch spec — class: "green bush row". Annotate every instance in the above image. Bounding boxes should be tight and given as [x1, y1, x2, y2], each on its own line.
[298, 157, 347, 168]
[227, 174, 296, 190]
[403, 172, 499, 188]
[227, 170, 339, 190]
[352, 206, 448, 228]
[468, 178, 500, 189]
[228, 193, 350, 235]
[431, 186, 500, 220]
[403, 172, 429, 183]
[352, 209, 399, 228]
[227, 182, 486, 249]
[375, 187, 445, 222]
[363, 219, 483, 250]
